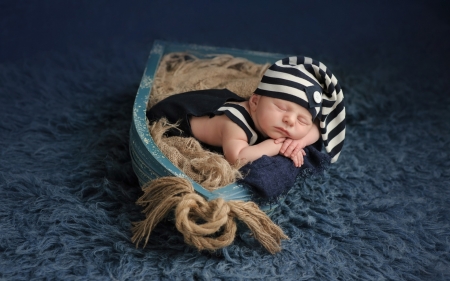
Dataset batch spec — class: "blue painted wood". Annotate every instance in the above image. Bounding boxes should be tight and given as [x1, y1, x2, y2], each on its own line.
[130, 40, 287, 213]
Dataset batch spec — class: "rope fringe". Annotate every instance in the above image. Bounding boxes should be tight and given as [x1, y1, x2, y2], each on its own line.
[131, 177, 288, 254]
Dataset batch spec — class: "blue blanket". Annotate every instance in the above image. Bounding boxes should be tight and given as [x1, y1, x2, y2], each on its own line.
[240, 146, 330, 199]
[1, 1, 449, 280]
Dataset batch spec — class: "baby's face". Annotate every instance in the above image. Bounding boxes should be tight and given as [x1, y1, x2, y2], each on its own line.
[250, 95, 314, 140]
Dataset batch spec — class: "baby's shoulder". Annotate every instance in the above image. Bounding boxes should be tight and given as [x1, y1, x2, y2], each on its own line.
[221, 116, 250, 141]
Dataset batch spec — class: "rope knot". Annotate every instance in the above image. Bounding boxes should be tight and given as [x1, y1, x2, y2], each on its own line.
[175, 194, 236, 251]
[132, 176, 288, 254]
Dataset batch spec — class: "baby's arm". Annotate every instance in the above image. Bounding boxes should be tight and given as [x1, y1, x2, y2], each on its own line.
[221, 122, 283, 165]
[223, 138, 283, 165]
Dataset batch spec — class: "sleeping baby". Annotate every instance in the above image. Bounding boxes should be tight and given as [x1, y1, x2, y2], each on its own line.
[147, 56, 346, 168]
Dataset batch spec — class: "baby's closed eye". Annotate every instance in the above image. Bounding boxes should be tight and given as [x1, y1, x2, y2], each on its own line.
[297, 117, 308, 124]
[276, 105, 286, 111]
[297, 116, 312, 125]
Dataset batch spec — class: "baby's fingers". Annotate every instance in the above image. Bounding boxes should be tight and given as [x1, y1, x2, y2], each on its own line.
[285, 142, 305, 157]
[292, 154, 301, 167]
[291, 151, 304, 167]
[279, 139, 293, 154]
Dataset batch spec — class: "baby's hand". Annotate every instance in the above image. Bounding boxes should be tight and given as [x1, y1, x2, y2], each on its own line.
[274, 138, 306, 167]
[278, 139, 304, 157]
[289, 148, 306, 167]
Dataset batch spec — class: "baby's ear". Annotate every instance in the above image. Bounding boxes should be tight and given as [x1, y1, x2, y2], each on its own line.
[249, 94, 260, 110]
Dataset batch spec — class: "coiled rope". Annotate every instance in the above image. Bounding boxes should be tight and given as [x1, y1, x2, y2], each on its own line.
[131, 177, 288, 254]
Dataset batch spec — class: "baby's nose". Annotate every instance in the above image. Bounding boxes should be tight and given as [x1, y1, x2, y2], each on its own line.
[283, 114, 295, 126]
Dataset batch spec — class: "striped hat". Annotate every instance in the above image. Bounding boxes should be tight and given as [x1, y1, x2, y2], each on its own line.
[254, 56, 346, 163]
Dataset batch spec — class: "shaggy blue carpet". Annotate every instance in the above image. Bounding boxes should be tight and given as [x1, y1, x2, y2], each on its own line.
[1, 1, 449, 280]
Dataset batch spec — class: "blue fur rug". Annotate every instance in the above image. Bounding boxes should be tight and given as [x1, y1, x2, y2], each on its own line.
[1, 1, 449, 280]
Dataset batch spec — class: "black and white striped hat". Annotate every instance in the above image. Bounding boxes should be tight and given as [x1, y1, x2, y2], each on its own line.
[254, 56, 346, 163]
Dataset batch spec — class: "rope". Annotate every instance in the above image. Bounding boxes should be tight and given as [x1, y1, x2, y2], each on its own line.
[131, 177, 288, 254]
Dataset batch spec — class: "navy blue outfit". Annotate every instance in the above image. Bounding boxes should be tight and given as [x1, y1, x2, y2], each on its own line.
[146, 89, 266, 153]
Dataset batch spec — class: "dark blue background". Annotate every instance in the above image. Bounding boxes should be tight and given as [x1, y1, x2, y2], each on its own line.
[1, 0, 449, 68]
